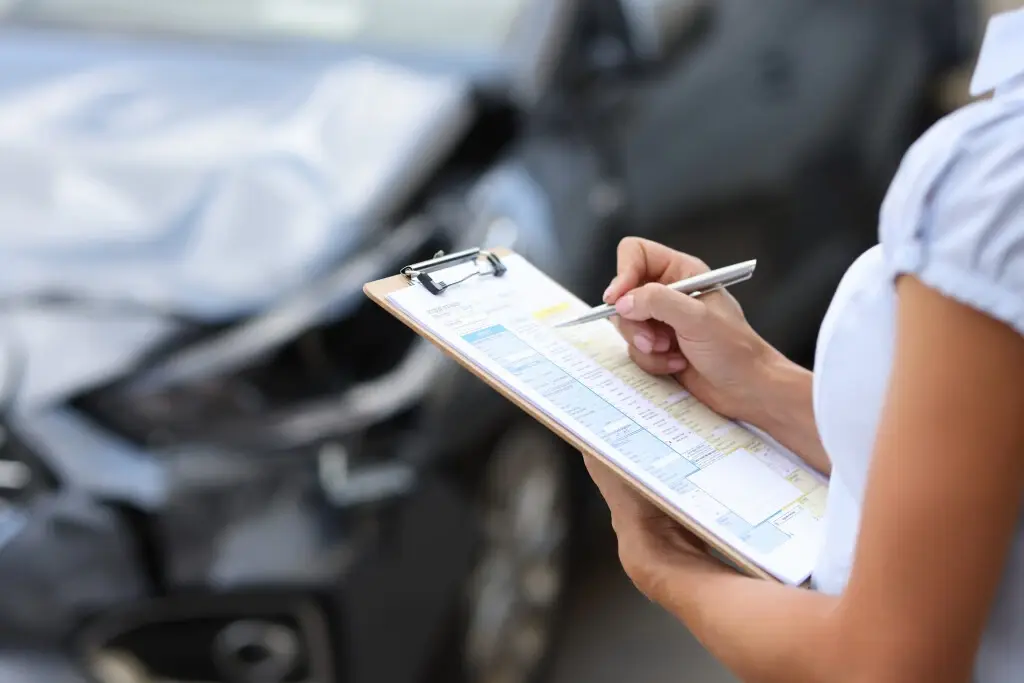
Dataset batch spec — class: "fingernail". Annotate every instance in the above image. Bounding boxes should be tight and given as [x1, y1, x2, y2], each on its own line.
[615, 294, 634, 316]
[603, 277, 620, 303]
[653, 334, 671, 353]
[633, 333, 654, 354]
[668, 356, 687, 372]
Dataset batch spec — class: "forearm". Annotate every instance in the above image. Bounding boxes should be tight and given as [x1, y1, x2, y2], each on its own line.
[744, 351, 831, 476]
[647, 558, 841, 683]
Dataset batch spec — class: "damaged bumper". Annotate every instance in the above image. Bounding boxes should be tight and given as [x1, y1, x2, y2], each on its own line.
[1, 403, 481, 683]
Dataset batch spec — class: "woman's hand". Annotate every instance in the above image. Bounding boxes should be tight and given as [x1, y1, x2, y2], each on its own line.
[582, 453, 721, 598]
[604, 237, 780, 422]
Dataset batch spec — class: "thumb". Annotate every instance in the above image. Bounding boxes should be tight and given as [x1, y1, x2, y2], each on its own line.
[616, 283, 706, 335]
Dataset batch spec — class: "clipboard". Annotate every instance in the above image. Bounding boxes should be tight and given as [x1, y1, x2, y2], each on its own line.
[365, 247, 798, 584]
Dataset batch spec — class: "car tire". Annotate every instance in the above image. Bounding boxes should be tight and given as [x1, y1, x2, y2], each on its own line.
[428, 423, 579, 683]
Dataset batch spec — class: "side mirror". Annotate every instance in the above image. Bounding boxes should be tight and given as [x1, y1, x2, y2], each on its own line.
[617, 0, 710, 66]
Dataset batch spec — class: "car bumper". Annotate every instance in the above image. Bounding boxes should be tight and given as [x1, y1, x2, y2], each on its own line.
[1, 413, 482, 683]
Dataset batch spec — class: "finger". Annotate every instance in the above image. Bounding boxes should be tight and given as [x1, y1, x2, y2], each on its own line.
[612, 318, 685, 372]
[582, 453, 623, 501]
[615, 318, 676, 354]
[582, 454, 656, 518]
[604, 238, 709, 303]
[616, 282, 708, 338]
[581, 452, 607, 481]
[583, 454, 634, 498]
[628, 347, 688, 376]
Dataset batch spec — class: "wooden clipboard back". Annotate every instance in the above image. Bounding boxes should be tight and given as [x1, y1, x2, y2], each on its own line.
[364, 248, 779, 583]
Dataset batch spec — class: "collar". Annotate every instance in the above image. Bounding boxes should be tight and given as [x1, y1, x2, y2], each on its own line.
[969, 7, 1024, 97]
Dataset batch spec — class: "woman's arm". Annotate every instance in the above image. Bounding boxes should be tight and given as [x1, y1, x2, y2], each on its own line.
[603, 275, 1024, 683]
[746, 351, 831, 476]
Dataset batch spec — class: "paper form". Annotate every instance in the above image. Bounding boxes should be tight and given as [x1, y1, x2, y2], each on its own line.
[388, 254, 827, 584]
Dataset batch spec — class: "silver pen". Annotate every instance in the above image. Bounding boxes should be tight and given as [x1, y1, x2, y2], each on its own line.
[554, 259, 757, 328]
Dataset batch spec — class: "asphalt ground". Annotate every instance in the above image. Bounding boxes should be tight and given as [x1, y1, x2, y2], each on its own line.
[550, 531, 738, 683]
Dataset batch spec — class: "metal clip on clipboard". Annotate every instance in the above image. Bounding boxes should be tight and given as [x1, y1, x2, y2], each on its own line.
[400, 248, 508, 295]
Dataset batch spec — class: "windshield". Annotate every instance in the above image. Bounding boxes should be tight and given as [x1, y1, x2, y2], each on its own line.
[0, 0, 533, 52]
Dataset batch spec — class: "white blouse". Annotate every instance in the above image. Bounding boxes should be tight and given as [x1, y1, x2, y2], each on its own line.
[809, 9, 1024, 682]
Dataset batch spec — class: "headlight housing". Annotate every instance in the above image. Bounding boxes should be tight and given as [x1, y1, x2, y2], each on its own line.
[72, 221, 454, 452]
[0, 423, 59, 504]
[74, 375, 270, 449]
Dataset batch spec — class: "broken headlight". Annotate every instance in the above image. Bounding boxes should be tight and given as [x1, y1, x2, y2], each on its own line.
[74, 217, 451, 452]
[0, 424, 59, 504]
[75, 374, 273, 449]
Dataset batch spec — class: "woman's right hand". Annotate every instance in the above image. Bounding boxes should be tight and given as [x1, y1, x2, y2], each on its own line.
[604, 237, 781, 423]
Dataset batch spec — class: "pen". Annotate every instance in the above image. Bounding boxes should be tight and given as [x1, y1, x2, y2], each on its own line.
[554, 259, 757, 328]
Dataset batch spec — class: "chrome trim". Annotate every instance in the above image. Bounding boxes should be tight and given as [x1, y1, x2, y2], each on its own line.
[261, 338, 447, 447]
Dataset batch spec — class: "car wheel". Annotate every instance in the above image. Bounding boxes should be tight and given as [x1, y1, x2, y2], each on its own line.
[437, 425, 575, 683]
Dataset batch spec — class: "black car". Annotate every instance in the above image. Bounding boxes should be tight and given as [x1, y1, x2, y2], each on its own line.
[0, 1, 976, 682]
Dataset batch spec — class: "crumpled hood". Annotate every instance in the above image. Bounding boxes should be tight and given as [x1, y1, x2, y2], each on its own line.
[0, 31, 473, 407]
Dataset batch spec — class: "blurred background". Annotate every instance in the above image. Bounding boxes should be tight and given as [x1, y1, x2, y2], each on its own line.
[0, 1, 1006, 682]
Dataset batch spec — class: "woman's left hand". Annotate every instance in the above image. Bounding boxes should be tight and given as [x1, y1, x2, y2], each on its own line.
[582, 453, 715, 598]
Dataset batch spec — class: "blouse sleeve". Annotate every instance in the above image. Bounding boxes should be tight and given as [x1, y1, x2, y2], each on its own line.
[880, 102, 1024, 336]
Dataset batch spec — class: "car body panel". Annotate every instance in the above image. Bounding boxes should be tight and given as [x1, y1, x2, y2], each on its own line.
[0, 27, 473, 408]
